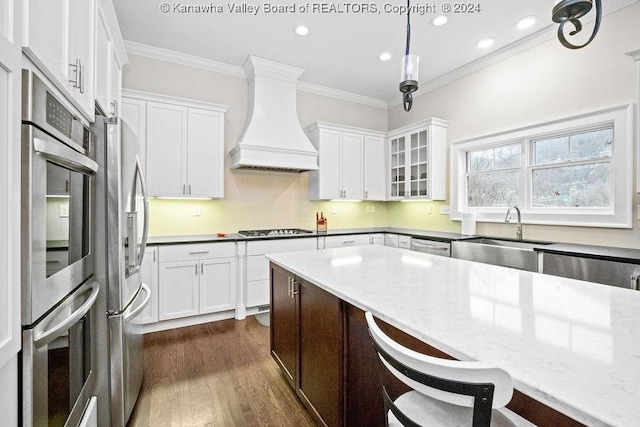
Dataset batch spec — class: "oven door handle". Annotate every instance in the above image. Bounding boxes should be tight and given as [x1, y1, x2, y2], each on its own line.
[33, 281, 100, 348]
[33, 137, 98, 175]
[124, 283, 151, 323]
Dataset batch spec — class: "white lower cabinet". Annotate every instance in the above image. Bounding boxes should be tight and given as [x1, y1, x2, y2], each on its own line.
[245, 238, 317, 308]
[384, 233, 399, 247]
[399, 235, 412, 249]
[369, 233, 385, 245]
[158, 243, 236, 322]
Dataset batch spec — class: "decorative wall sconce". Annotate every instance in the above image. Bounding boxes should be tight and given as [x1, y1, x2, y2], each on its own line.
[399, 0, 418, 111]
[552, 0, 602, 49]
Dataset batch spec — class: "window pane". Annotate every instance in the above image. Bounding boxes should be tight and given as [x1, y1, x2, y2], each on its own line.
[534, 136, 569, 165]
[532, 163, 610, 208]
[570, 128, 613, 161]
[467, 171, 519, 207]
[494, 144, 521, 169]
[467, 143, 520, 172]
[467, 148, 493, 173]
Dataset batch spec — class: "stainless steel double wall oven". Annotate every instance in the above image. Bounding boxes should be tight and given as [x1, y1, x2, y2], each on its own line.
[20, 70, 100, 427]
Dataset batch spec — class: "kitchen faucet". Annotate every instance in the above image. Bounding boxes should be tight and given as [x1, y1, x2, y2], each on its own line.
[505, 206, 522, 241]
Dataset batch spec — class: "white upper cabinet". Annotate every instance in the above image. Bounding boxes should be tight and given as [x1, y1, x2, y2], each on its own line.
[23, 0, 96, 120]
[146, 102, 188, 197]
[187, 108, 224, 198]
[307, 122, 385, 201]
[124, 91, 229, 198]
[387, 118, 448, 201]
[94, 0, 126, 117]
[363, 134, 386, 201]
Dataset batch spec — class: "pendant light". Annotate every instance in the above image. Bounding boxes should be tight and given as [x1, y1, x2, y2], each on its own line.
[399, 0, 418, 111]
[552, 0, 602, 49]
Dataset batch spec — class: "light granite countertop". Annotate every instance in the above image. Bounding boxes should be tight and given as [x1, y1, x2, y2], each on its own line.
[266, 245, 640, 427]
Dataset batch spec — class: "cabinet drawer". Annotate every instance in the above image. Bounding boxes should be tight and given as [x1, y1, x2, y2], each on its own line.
[246, 237, 317, 256]
[159, 242, 235, 262]
[324, 234, 370, 249]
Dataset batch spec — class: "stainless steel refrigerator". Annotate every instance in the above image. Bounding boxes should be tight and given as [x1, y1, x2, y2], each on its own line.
[92, 114, 151, 426]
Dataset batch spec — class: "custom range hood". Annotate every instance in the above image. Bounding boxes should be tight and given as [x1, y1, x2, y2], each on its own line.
[230, 56, 318, 172]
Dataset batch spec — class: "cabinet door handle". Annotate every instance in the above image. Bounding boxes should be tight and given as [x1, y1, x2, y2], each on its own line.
[189, 251, 210, 255]
[631, 274, 639, 290]
[79, 60, 85, 94]
[189, 184, 192, 195]
[365, 190, 368, 199]
[201, 263, 204, 275]
[69, 58, 81, 89]
[291, 279, 299, 296]
[287, 277, 292, 297]
[343, 240, 356, 244]
[195, 264, 198, 275]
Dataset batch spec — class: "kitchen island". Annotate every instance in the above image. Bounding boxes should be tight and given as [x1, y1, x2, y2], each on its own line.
[266, 245, 640, 427]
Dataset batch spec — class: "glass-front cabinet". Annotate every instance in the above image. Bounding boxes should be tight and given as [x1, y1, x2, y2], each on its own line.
[388, 118, 449, 200]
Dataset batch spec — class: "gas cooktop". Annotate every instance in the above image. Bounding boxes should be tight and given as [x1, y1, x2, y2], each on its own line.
[237, 228, 314, 237]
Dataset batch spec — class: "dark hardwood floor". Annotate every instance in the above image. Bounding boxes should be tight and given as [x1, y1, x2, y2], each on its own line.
[128, 317, 315, 427]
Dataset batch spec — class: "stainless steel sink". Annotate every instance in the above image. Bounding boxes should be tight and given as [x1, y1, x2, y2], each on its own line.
[451, 238, 551, 272]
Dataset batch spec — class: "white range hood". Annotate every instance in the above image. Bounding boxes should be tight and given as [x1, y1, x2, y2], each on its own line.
[230, 56, 318, 172]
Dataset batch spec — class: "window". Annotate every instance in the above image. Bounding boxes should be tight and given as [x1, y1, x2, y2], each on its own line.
[450, 105, 633, 228]
[531, 127, 612, 208]
[466, 143, 520, 208]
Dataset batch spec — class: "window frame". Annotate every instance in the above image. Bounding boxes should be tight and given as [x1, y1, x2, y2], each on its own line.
[450, 104, 634, 228]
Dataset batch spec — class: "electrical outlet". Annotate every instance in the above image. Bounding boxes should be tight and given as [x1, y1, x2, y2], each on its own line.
[371, 206, 375, 213]
[193, 206, 201, 216]
[440, 205, 451, 215]
[331, 205, 337, 214]
[366, 205, 371, 213]
[59, 204, 69, 218]
[426, 206, 432, 214]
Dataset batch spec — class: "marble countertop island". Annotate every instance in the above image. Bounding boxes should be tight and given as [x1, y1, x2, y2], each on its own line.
[266, 245, 640, 427]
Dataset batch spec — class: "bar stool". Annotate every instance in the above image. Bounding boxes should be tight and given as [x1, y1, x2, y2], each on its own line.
[365, 312, 534, 427]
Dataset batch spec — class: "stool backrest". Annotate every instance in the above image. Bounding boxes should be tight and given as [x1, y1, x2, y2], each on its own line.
[365, 312, 514, 417]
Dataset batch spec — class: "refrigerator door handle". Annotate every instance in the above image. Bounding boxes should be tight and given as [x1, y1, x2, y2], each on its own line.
[124, 283, 151, 324]
[135, 156, 150, 267]
[33, 281, 100, 348]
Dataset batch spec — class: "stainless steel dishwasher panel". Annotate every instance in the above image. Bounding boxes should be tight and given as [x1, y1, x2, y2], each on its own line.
[410, 238, 451, 257]
[541, 253, 640, 289]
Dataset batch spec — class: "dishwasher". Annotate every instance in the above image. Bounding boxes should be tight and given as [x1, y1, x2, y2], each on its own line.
[410, 237, 451, 257]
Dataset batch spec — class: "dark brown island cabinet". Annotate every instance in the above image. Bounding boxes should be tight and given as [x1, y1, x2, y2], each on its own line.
[269, 262, 585, 427]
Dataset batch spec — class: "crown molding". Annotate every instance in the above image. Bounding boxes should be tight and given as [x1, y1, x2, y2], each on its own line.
[296, 81, 388, 109]
[124, 40, 388, 109]
[124, 40, 246, 77]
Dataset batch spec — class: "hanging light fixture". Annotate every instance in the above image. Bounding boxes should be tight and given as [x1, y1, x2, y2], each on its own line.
[552, 0, 602, 49]
[399, 0, 418, 111]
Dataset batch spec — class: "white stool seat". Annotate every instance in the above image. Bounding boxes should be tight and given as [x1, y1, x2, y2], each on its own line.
[387, 391, 536, 427]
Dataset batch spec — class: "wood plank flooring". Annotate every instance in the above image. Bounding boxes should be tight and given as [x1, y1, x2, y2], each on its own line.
[127, 317, 315, 427]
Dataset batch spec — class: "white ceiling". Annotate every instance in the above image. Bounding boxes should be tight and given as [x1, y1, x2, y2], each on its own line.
[112, 0, 616, 104]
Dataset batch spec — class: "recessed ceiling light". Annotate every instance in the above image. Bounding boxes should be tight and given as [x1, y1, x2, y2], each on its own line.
[294, 25, 309, 36]
[431, 15, 448, 26]
[476, 37, 496, 49]
[515, 15, 537, 30]
[379, 52, 391, 61]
